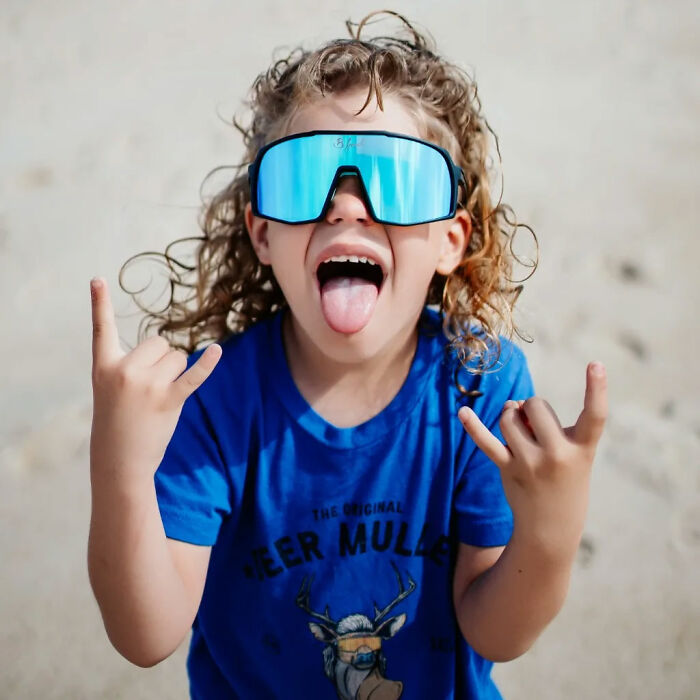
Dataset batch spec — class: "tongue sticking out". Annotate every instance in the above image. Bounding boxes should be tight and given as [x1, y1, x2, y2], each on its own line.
[320, 277, 379, 334]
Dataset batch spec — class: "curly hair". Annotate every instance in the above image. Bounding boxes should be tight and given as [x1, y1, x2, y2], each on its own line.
[119, 9, 538, 390]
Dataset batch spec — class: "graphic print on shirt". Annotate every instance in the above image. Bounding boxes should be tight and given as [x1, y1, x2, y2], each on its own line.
[296, 560, 415, 700]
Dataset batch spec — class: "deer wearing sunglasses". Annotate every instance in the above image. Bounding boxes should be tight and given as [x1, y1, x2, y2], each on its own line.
[296, 562, 416, 700]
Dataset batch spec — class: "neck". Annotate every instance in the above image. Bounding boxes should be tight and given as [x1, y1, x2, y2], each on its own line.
[281, 311, 420, 428]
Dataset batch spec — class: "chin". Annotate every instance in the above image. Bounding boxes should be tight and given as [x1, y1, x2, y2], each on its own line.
[284, 302, 420, 367]
[314, 322, 391, 364]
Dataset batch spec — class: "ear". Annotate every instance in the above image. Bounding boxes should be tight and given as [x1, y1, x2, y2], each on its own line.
[308, 622, 336, 643]
[435, 209, 471, 276]
[374, 613, 406, 639]
[244, 201, 271, 265]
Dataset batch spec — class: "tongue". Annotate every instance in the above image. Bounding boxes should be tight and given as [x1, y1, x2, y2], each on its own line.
[320, 277, 379, 334]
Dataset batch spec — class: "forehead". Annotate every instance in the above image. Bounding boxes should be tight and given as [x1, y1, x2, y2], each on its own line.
[285, 88, 422, 139]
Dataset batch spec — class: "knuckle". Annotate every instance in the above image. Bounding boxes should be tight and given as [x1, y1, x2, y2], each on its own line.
[500, 405, 518, 425]
[524, 396, 547, 412]
[541, 440, 572, 469]
[519, 451, 539, 471]
[507, 458, 534, 483]
[520, 463, 538, 483]
[547, 446, 569, 467]
[114, 362, 145, 392]
[168, 351, 189, 379]
[173, 349, 188, 366]
[143, 334, 168, 353]
[180, 367, 199, 390]
[155, 335, 171, 351]
[141, 379, 158, 397]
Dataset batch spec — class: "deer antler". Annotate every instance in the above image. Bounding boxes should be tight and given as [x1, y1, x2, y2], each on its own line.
[296, 574, 337, 628]
[373, 561, 417, 623]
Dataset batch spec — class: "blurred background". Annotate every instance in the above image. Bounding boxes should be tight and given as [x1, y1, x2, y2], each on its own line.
[1, 0, 698, 698]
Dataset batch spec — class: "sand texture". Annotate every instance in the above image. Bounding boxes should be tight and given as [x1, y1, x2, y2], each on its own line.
[1, 1, 698, 698]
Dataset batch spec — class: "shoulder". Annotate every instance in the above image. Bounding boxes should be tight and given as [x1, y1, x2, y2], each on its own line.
[183, 313, 278, 410]
[419, 306, 530, 389]
[417, 308, 533, 429]
[217, 313, 276, 366]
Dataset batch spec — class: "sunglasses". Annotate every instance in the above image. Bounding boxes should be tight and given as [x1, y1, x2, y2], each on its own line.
[247, 130, 464, 227]
[337, 635, 382, 653]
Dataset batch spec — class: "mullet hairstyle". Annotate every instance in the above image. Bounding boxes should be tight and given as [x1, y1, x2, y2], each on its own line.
[119, 9, 538, 394]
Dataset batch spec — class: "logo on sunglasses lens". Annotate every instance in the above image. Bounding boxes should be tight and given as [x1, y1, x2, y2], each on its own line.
[334, 136, 365, 150]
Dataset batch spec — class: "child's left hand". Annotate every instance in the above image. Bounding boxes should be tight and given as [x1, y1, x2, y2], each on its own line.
[458, 362, 608, 562]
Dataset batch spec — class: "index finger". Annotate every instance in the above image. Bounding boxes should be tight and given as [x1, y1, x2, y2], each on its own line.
[91, 277, 123, 366]
[458, 406, 513, 470]
[571, 362, 608, 447]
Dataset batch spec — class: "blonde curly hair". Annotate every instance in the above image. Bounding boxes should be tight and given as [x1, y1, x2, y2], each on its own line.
[119, 9, 538, 391]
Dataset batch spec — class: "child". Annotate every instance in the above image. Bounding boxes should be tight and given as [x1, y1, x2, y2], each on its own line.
[88, 10, 607, 699]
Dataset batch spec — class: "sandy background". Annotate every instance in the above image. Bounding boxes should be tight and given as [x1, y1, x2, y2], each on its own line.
[1, 0, 698, 698]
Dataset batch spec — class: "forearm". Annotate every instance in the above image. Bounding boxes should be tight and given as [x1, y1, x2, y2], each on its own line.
[87, 466, 192, 667]
[454, 525, 577, 662]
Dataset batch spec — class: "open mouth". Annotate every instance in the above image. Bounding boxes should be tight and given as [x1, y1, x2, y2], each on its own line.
[315, 255, 386, 334]
[316, 257, 384, 291]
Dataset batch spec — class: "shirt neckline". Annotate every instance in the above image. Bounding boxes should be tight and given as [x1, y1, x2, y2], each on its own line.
[265, 309, 441, 450]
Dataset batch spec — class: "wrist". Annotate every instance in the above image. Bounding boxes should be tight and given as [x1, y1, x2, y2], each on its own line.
[90, 459, 156, 506]
[507, 484, 590, 566]
[509, 518, 582, 569]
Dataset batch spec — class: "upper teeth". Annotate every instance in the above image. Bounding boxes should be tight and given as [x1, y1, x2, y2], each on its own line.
[323, 255, 377, 265]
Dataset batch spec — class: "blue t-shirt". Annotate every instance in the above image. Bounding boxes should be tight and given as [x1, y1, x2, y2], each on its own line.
[154, 307, 535, 699]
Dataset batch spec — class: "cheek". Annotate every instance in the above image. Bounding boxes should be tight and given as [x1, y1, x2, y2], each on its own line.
[266, 231, 311, 282]
[394, 241, 443, 287]
[389, 267, 437, 316]
[270, 262, 306, 301]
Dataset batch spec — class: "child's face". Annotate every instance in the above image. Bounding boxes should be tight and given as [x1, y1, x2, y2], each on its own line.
[245, 88, 471, 364]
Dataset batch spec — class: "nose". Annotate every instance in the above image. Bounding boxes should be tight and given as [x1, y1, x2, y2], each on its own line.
[352, 649, 376, 670]
[325, 174, 372, 225]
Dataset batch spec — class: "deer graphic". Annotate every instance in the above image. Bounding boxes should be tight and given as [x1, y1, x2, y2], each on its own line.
[296, 561, 416, 700]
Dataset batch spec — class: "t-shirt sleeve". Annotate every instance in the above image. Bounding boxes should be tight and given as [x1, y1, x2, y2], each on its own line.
[453, 345, 536, 547]
[153, 355, 233, 546]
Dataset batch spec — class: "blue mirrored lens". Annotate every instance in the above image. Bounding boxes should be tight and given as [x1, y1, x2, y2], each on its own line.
[257, 135, 336, 223]
[255, 133, 453, 225]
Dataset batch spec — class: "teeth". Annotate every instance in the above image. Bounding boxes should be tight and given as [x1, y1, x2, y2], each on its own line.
[323, 255, 377, 265]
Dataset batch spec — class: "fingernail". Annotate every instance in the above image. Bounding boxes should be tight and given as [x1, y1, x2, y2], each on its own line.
[91, 277, 102, 292]
[591, 361, 605, 376]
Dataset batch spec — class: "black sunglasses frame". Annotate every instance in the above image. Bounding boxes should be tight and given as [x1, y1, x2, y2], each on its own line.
[247, 129, 465, 227]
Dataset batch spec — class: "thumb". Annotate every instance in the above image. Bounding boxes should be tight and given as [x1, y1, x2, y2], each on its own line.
[170, 344, 223, 404]
[458, 406, 512, 469]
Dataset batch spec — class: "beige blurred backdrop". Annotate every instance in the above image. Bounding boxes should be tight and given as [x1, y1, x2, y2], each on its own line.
[1, 1, 698, 698]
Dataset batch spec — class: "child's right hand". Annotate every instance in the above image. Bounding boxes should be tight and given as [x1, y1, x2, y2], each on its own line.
[89, 277, 222, 485]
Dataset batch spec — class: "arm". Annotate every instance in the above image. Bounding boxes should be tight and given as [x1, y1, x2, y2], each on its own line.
[452, 538, 574, 662]
[87, 277, 221, 667]
[88, 471, 211, 667]
[454, 362, 607, 662]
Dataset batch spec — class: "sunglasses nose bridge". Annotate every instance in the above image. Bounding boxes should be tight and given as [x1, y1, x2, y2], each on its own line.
[331, 162, 361, 183]
[333, 170, 362, 194]
[323, 167, 373, 221]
